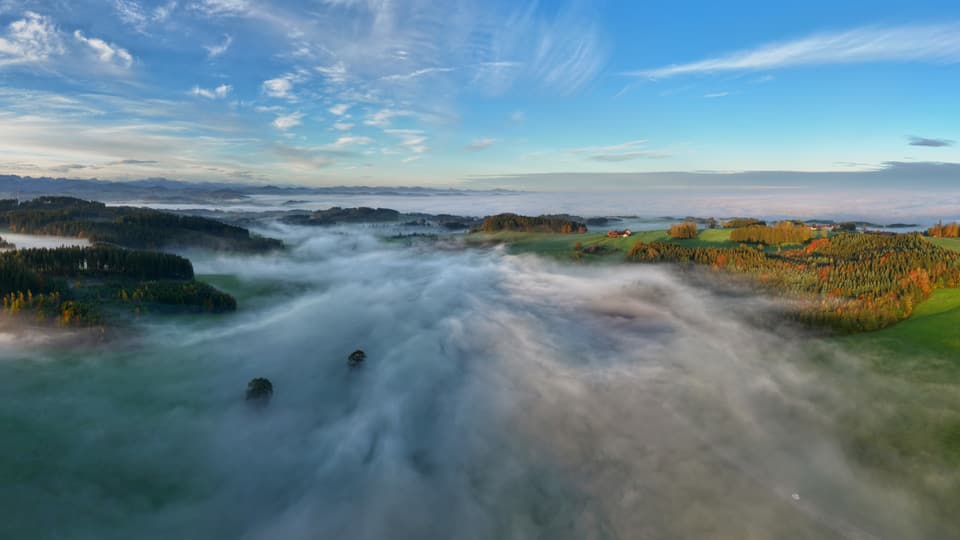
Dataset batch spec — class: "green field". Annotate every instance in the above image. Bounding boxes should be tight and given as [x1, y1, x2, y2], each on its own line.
[829, 287, 960, 518]
[928, 236, 960, 253]
[840, 288, 960, 381]
[467, 227, 740, 260]
[465, 227, 822, 262]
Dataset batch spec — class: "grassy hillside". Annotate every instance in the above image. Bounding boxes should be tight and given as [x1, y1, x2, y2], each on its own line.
[840, 288, 960, 382]
[928, 237, 960, 253]
[467, 228, 738, 259]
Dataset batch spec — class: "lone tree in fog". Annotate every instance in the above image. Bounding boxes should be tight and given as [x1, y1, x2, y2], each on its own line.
[348, 350, 366, 368]
[245, 377, 273, 404]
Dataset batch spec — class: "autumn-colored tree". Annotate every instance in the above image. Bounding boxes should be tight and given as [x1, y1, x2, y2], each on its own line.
[668, 222, 698, 239]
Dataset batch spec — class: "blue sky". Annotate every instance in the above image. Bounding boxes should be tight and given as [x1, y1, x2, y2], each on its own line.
[0, 0, 959, 188]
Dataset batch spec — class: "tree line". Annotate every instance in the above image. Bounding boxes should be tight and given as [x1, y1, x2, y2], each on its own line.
[476, 213, 588, 234]
[729, 222, 812, 244]
[0, 196, 282, 252]
[0, 245, 235, 325]
[928, 222, 960, 238]
[668, 222, 698, 239]
[1, 246, 194, 281]
[627, 233, 960, 332]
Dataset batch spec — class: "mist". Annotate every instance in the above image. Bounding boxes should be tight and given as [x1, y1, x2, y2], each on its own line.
[0, 224, 947, 539]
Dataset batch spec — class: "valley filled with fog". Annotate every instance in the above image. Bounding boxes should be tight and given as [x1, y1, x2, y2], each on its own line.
[0, 222, 951, 540]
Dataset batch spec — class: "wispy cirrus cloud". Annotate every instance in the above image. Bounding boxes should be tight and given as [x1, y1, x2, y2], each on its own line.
[384, 128, 428, 154]
[381, 67, 455, 82]
[569, 139, 672, 162]
[465, 137, 496, 151]
[74, 30, 133, 68]
[908, 135, 954, 147]
[193, 0, 248, 16]
[328, 103, 350, 116]
[205, 34, 232, 58]
[629, 23, 960, 79]
[114, 0, 177, 30]
[365, 108, 412, 128]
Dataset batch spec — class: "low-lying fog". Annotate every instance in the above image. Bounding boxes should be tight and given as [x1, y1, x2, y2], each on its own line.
[0, 231, 90, 249]
[114, 189, 959, 227]
[0, 225, 946, 539]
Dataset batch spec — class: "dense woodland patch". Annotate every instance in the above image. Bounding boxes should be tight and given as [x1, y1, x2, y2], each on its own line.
[628, 233, 960, 332]
[929, 221, 960, 238]
[0, 246, 235, 326]
[0, 197, 281, 252]
[477, 213, 588, 234]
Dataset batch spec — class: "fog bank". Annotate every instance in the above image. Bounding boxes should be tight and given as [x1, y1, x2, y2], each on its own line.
[0, 225, 944, 539]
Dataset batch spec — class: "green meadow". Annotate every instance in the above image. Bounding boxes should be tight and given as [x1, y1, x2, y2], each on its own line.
[468, 226, 818, 261]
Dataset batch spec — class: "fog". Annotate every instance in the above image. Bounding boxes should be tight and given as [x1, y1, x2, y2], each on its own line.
[0, 225, 946, 539]
[0, 232, 90, 249]
[115, 189, 960, 226]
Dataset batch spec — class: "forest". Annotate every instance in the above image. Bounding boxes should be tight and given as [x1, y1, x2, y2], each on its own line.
[628, 233, 960, 332]
[729, 222, 812, 244]
[476, 213, 588, 233]
[0, 245, 235, 326]
[0, 197, 282, 252]
[928, 221, 960, 238]
[668, 222, 698, 239]
[282, 206, 402, 226]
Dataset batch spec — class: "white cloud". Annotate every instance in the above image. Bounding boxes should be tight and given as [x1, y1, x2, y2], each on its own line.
[191, 83, 232, 99]
[630, 23, 960, 79]
[381, 66, 455, 82]
[74, 30, 133, 68]
[333, 122, 353, 131]
[205, 34, 232, 58]
[569, 139, 671, 161]
[316, 62, 348, 83]
[152, 1, 178, 22]
[262, 72, 307, 99]
[509, 110, 525, 124]
[401, 156, 421, 163]
[365, 108, 412, 127]
[193, 0, 248, 16]
[263, 77, 292, 98]
[465, 137, 496, 151]
[0, 12, 64, 67]
[384, 128, 428, 154]
[115, 0, 176, 30]
[328, 103, 350, 116]
[334, 135, 373, 146]
[588, 151, 671, 162]
[704, 92, 729, 98]
[273, 111, 304, 130]
[114, 0, 148, 30]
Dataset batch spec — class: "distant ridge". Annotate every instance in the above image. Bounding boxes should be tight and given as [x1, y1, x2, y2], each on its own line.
[0, 175, 522, 203]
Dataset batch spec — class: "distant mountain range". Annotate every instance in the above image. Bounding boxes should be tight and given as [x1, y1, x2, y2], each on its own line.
[0, 175, 519, 203]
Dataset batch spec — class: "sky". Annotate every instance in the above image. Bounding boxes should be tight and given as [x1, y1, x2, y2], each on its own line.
[0, 0, 959, 189]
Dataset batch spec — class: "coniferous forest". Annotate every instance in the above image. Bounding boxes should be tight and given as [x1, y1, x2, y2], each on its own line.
[477, 213, 588, 233]
[0, 245, 235, 325]
[0, 197, 263, 326]
[0, 196, 282, 252]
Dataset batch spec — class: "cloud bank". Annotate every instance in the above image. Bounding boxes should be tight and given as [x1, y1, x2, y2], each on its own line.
[0, 224, 952, 538]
